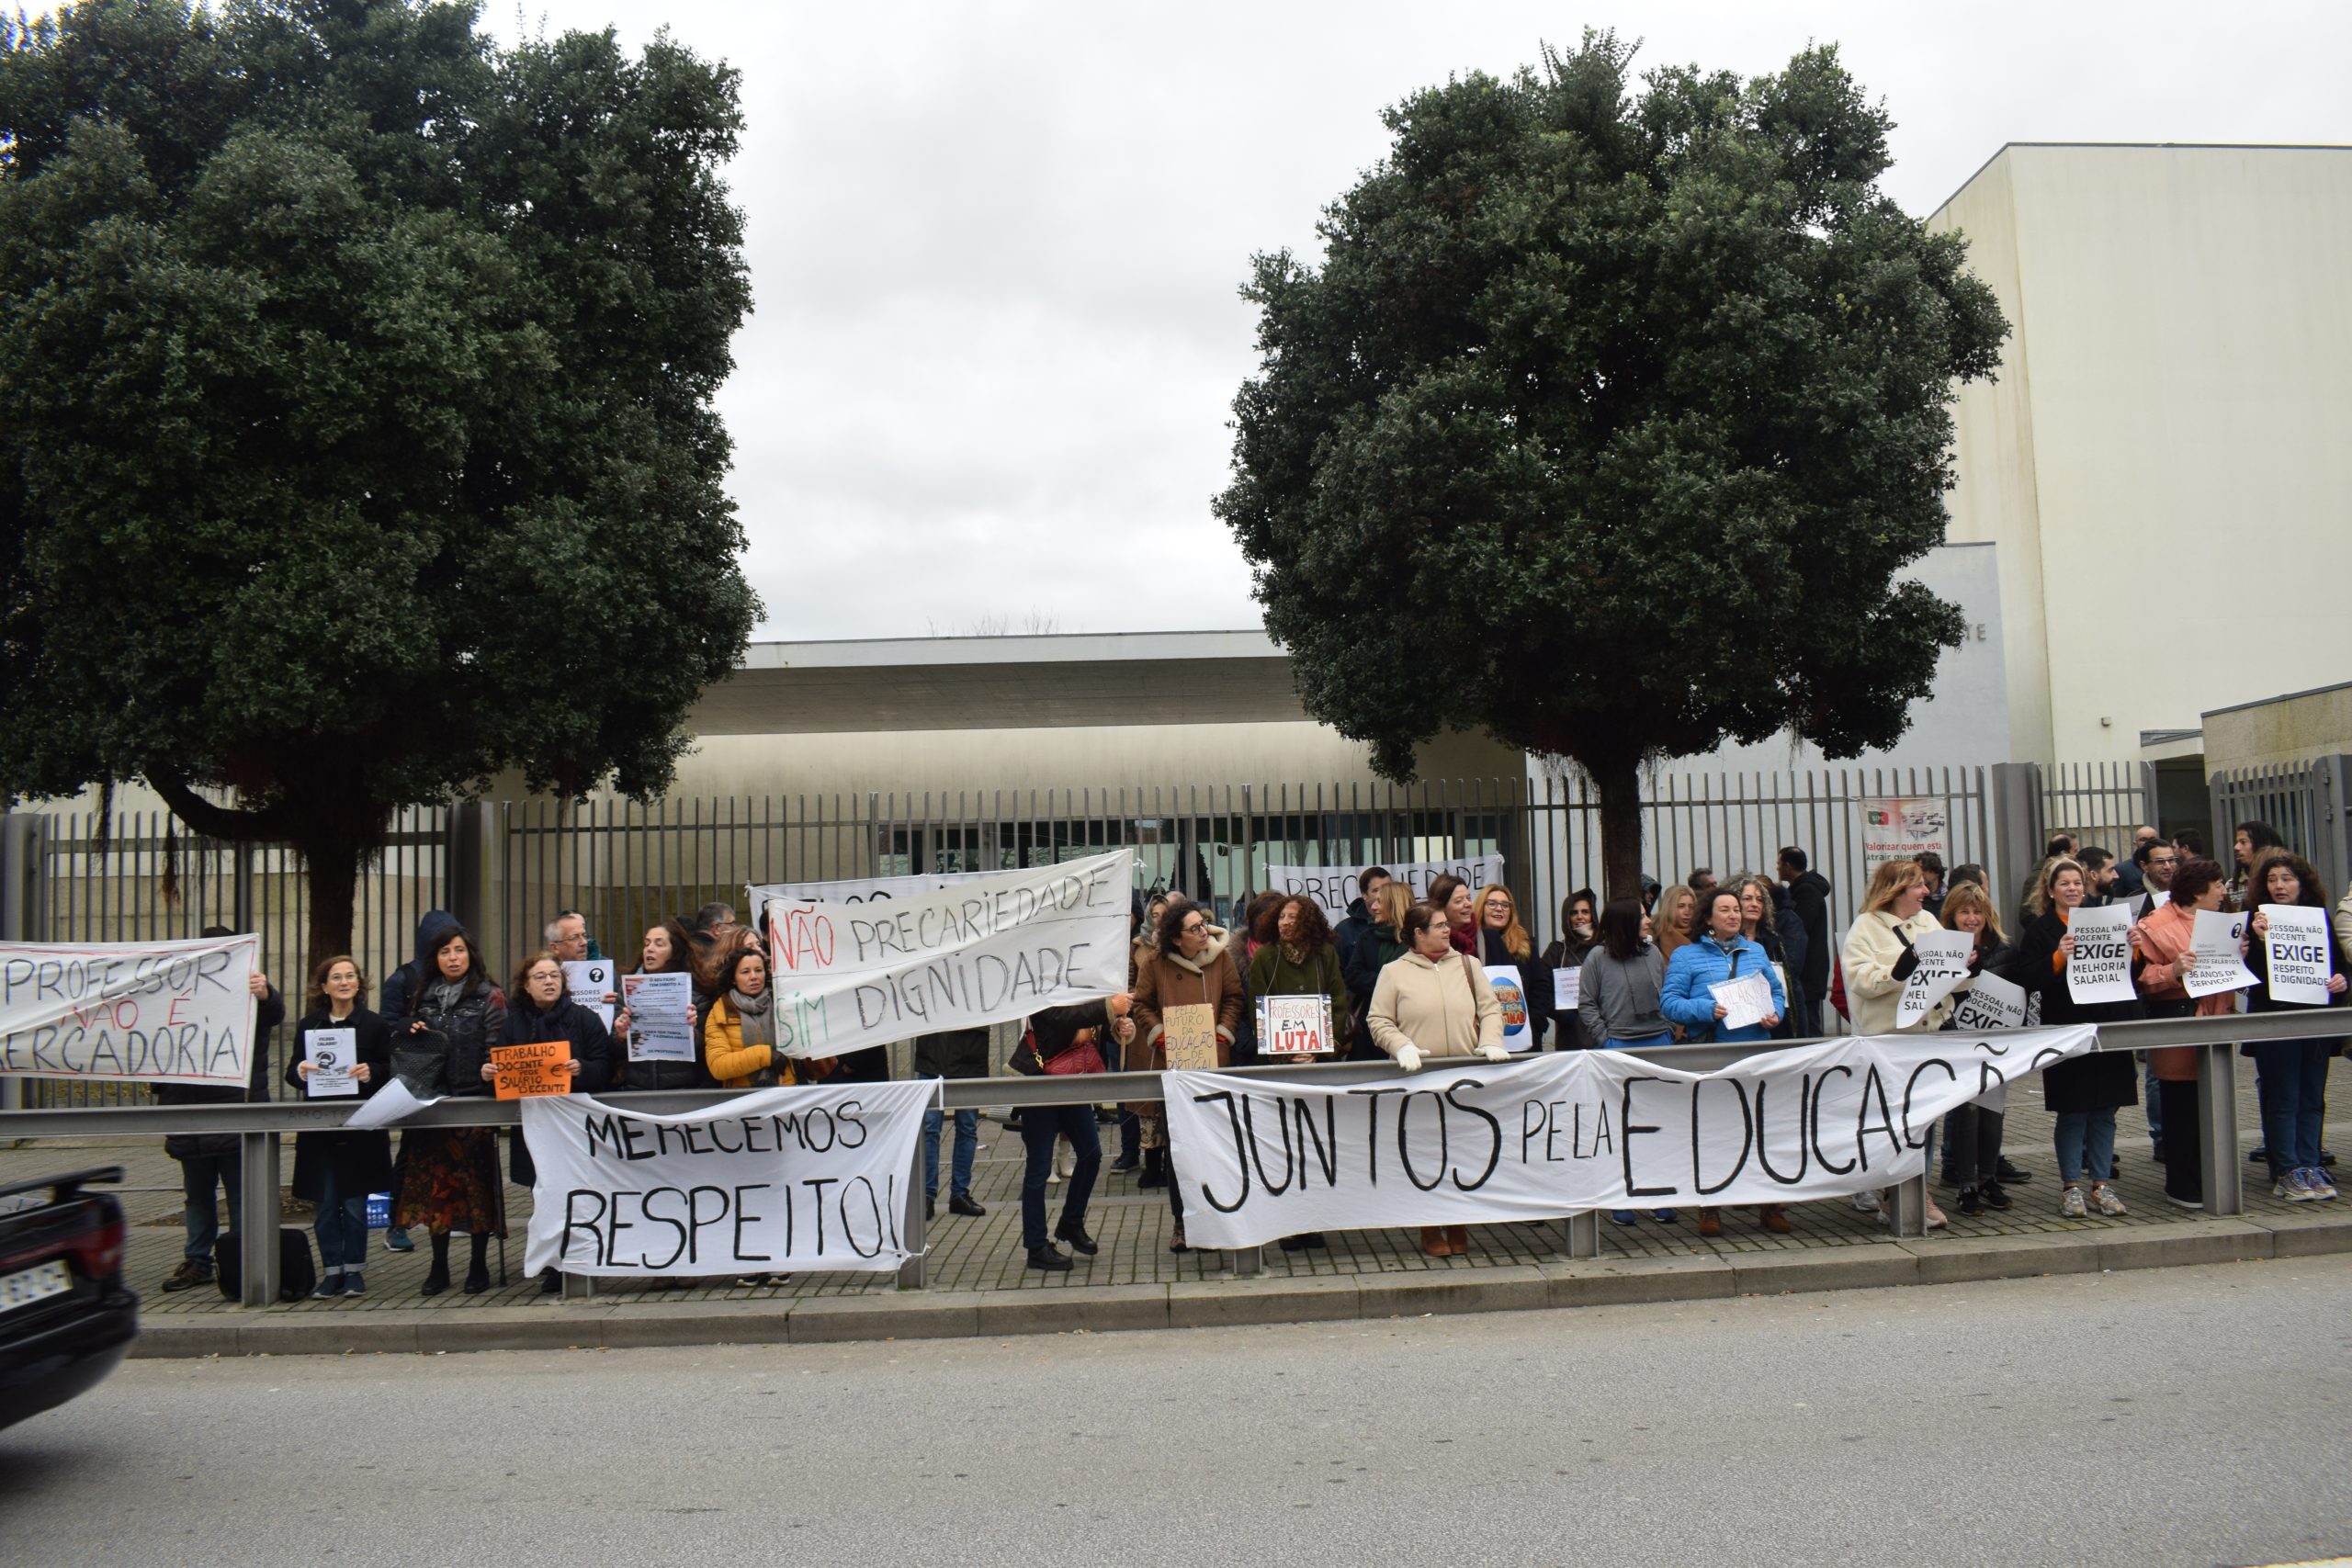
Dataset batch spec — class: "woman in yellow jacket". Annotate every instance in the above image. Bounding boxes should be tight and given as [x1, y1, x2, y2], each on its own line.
[1368, 902, 1510, 1256]
[703, 947, 828, 1089]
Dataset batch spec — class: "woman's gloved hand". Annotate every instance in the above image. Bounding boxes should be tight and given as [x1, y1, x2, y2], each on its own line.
[1394, 1043, 1424, 1073]
[1474, 1043, 1511, 1063]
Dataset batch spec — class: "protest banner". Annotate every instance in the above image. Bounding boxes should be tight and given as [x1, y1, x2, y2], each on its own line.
[1709, 972, 1774, 1032]
[1949, 971, 2027, 1033]
[2182, 908, 2257, 999]
[747, 867, 994, 916]
[1163, 1024, 2100, 1248]
[562, 959, 617, 1028]
[521, 1080, 932, 1277]
[1263, 857, 1505, 921]
[1259, 995, 1334, 1056]
[492, 1041, 573, 1100]
[2064, 904, 2137, 1004]
[1163, 1002, 1220, 1069]
[1552, 966, 1581, 1014]
[758, 850, 1133, 1058]
[1485, 966, 1532, 1046]
[1859, 798, 1948, 874]
[1896, 931, 1978, 1029]
[620, 971, 696, 1063]
[2261, 905, 2335, 1006]
[0, 935, 259, 1086]
[302, 1027, 358, 1098]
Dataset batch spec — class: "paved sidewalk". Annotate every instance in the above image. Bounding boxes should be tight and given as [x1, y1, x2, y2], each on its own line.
[6, 1056, 2348, 1354]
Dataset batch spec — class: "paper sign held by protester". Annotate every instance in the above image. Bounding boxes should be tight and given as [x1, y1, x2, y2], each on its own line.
[2182, 908, 2257, 998]
[1708, 971, 1774, 1032]
[345, 1076, 436, 1129]
[492, 1041, 572, 1100]
[2064, 904, 2137, 1005]
[2148, 889, 2171, 909]
[2261, 905, 2334, 1006]
[1258, 995, 1333, 1056]
[302, 1027, 358, 1097]
[562, 959, 616, 1028]
[1552, 967, 1581, 1013]
[621, 971, 696, 1063]
[1163, 1002, 1219, 1069]
[0, 934, 260, 1085]
[1485, 965, 1531, 1045]
[1896, 931, 1978, 1029]
[1948, 971, 2027, 1033]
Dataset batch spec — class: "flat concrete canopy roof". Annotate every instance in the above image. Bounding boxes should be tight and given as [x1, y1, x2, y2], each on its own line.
[689, 630, 1308, 735]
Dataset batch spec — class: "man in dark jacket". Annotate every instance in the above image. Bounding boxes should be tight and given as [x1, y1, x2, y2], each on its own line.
[913, 1027, 989, 1221]
[157, 927, 284, 1292]
[1331, 865, 1392, 972]
[1778, 848, 1833, 1037]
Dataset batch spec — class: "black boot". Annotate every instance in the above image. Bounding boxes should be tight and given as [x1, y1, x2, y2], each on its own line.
[421, 1232, 452, 1296]
[463, 1233, 491, 1295]
[1054, 1218, 1098, 1255]
[539, 1267, 563, 1295]
[1138, 1147, 1167, 1190]
[1025, 1244, 1072, 1272]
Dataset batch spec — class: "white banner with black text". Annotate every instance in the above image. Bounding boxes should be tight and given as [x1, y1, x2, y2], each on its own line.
[1163, 1026, 2098, 1248]
[0, 935, 260, 1085]
[521, 1081, 934, 1277]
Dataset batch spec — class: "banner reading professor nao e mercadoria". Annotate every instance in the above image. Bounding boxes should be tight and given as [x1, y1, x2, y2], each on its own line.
[756, 849, 1133, 1059]
[0, 935, 261, 1086]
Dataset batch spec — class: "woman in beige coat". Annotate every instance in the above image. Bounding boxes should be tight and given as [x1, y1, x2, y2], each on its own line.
[1369, 902, 1510, 1256]
[1842, 858, 1966, 1227]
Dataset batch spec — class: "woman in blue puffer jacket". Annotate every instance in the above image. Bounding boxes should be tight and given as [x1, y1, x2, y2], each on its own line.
[1660, 886, 1791, 1237]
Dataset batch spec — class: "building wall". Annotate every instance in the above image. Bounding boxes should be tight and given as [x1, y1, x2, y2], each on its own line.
[2204, 682, 2352, 773]
[1933, 144, 2352, 764]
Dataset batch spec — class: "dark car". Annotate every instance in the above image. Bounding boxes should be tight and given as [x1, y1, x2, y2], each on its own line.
[0, 1166, 140, 1429]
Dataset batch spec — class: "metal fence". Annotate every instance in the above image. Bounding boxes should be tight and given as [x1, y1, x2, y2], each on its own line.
[2211, 758, 2352, 900]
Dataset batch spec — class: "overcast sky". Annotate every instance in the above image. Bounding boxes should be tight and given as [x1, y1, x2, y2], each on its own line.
[484, 1, 2348, 644]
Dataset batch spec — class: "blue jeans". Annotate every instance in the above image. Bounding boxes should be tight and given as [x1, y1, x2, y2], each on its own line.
[923, 1107, 979, 1201]
[1019, 1105, 1101, 1249]
[312, 1164, 370, 1271]
[2143, 1059, 2164, 1145]
[2251, 1040, 2329, 1177]
[178, 1152, 243, 1264]
[2052, 1110, 2117, 1185]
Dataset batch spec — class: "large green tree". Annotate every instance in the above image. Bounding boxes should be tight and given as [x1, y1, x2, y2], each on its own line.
[1216, 33, 2007, 900]
[0, 0, 758, 969]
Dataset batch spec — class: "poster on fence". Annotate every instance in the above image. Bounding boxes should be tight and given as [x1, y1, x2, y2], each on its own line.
[1485, 966, 1532, 1046]
[2064, 904, 2137, 1004]
[1859, 798, 1948, 873]
[1263, 857, 1505, 921]
[759, 850, 1134, 1059]
[1162, 1025, 2098, 1248]
[521, 1081, 933, 1276]
[0, 935, 259, 1085]
[1896, 931, 1978, 1029]
[2262, 905, 2335, 1006]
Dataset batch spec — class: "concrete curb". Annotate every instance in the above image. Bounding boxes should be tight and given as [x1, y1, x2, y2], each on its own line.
[130, 1213, 2352, 1359]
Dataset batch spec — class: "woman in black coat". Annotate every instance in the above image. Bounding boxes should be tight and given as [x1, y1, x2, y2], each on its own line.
[499, 949, 617, 1292]
[2002, 858, 2144, 1220]
[1538, 889, 1600, 1050]
[616, 919, 717, 1091]
[393, 922, 507, 1296]
[285, 954, 394, 1298]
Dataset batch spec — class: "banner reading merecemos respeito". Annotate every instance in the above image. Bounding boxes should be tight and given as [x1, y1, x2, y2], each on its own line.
[0, 934, 261, 1086]
[753, 849, 1133, 1058]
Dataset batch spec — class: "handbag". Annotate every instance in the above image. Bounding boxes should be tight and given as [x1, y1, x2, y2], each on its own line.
[390, 1028, 450, 1097]
[1007, 1022, 1045, 1076]
[1043, 1032, 1106, 1077]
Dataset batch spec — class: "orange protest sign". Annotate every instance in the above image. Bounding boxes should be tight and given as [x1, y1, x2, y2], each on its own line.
[491, 1041, 571, 1100]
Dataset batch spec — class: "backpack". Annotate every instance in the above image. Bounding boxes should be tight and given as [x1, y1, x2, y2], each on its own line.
[216, 1226, 318, 1303]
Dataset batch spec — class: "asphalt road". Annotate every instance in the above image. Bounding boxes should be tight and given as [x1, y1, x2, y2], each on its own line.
[6, 1258, 2348, 1568]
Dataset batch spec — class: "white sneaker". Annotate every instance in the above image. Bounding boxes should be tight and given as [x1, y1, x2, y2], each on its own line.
[2278, 1169, 2321, 1202]
[2091, 1183, 2127, 1216]
[1056, 1141, 1076, 1179]
[2059, 1185, 2088, 1218]
[1849, 1190, 1881, 1214]
[2308, 1167, 2339, 1200]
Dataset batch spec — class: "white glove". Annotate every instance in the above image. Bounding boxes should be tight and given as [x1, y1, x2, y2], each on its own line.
[1394, 1043, 1424, 1073]
[1474, 1044, 1512, 1063]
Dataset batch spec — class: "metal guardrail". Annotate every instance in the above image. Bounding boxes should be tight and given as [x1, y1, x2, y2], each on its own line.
[2, 1010, 2341, 1305]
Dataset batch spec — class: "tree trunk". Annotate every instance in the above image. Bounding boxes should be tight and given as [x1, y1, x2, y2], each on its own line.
[1587, 750, 1645, 906]
[298, 832, 364, 985]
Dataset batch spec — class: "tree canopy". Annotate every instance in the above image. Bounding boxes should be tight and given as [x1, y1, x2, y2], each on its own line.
[0, 0, 758, 962]
[1215, 32, 2007, 898]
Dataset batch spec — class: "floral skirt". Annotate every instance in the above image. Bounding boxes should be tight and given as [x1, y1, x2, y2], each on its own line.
[391, 1127, 504, 1235]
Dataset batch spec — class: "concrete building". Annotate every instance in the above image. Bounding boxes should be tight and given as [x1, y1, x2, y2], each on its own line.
[1929, 142, 2352, 768]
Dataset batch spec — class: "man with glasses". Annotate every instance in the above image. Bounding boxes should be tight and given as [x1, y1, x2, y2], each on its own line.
[546, 909, 616, 1016]
[2133, 838, 2180, 1160]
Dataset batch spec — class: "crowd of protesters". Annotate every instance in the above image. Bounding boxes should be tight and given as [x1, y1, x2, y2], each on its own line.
[158, 821, 2348, 1295]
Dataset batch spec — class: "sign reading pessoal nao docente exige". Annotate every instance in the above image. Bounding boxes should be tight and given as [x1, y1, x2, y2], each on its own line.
[756, 849, 1133, 1060]
[0, 935, 260, 1086]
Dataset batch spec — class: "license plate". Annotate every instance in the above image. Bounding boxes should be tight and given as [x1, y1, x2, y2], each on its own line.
[0, 1258, 72, 1312]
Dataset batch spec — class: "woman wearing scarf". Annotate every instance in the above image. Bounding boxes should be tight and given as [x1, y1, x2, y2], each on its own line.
[393, 922, 507, 1296]
[498, 950, 618, 1292]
